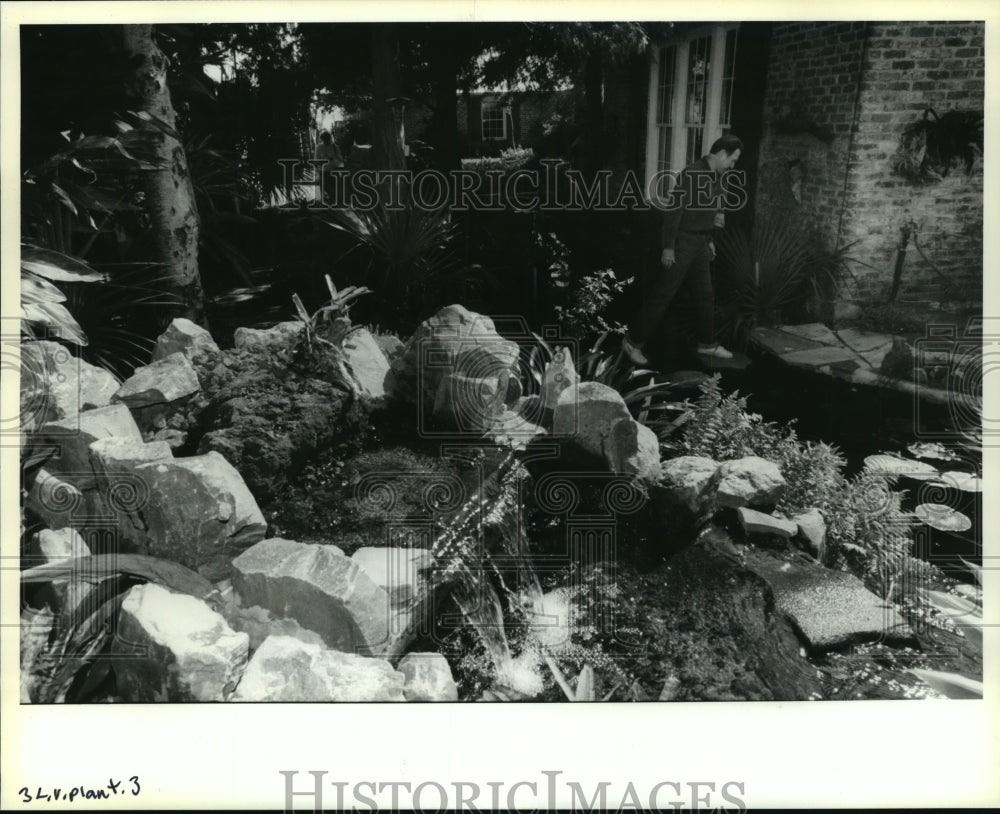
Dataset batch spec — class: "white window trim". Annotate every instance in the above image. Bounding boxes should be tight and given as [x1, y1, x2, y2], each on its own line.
[644, 23, 739, 202]
[481, 97, 509, 141]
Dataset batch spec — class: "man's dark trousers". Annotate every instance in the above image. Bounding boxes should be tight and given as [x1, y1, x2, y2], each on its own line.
[629, 231, 715, 347]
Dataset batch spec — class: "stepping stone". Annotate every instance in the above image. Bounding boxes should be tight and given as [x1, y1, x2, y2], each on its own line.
[751, 326, 826, 356]
[779, 346, 858, 368]
[778, 323, 840, 345]
[743, 550, 912, 651]
[737, 507, 797, 538]
[835, 328, 894, 355]
[695, 348, 751, 370]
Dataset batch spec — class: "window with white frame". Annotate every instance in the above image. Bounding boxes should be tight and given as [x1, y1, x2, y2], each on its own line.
[645, 24, 739, 200]
[481, 98, 508, 140]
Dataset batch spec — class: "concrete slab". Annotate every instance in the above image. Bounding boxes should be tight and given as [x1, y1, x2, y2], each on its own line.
[779, 323, 841, 345]
[744, 550, 912, 652]
[751, 327, 826, 356]
[835, 328, 894, 355]
[779, 346, 859, 367]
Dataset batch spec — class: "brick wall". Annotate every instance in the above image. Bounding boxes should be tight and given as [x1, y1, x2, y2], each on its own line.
[842, 21, 984, 305]
[756, 21, 984, 308]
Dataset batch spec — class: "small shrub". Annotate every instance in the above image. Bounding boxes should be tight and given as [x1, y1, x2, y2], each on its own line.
[554, 267, 633, 341]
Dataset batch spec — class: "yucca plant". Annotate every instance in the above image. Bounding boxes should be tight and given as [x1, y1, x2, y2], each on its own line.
[714, 217, 863, 346]
[21, 244, 106, 346]
[525, 331, 692, 439]
[324, 204, 459, 327]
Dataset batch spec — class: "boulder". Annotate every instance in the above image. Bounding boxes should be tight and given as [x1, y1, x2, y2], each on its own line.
[433, 370, 506, 433]
[20, 341, 119, 432]
[222, 603, 328, 653]
[607, 417, 661, 482]
[231, 538, 391, 655]
[542, 347, 579, 409]
[233, 321, 304, 353]
[373, 333, 405, 363]
[350, 547, 433, 605]
[231, 635, 406, 702]
[737, 507, 798, 539]
[341, 327, 391, 398]
[396, 652, 459, 701]
[88, 438, 173, 545]
[112, 583, 249, 702]
[484, 406, 547, 450]
[112, 351, 200, 409]
[132, 451, 267, 580]
[792, 508, 827, 559]
[391, 305, 521, 415]
[152, 318, 220, 367]
[650, 455, 720, 533]
[552, 381, 631, 458]
[658, 456, 721, 515]
[716, 457, 786, 509]
[33, 403, 142, 488]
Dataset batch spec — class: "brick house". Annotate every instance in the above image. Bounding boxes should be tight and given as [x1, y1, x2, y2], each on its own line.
[631, 20, 984, 310]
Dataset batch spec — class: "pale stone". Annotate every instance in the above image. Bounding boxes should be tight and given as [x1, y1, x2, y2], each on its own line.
[151, 318, 220, 364]
[233, 321, 303, 352]
[112, 583, 249, 702]
[112, 352, 200, 409]
[433, 371, 505, 432]
[397, 652, 459, 701]
[231, 538, 391, 655]
[792, 508, 827, 559]
[342, 327, 391, 398]
[350, 547, 433, 605]
[552, 381, 631, 459]
[737, 507, 798, 538]
[231, 635, 405, 702]
[542, 347, 579, 409]
[133, 452, 267, 580]
[607, 417, 661, 482]
[20, 340, 120, 431]
[716, 456, 786, 508]
[34, 403, 142, 488]
[658, 456, 721, 514]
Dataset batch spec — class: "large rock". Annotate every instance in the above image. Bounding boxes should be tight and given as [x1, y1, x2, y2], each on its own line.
[607, 417, 661, 482]
[112, 351, 200, 409]
[88, 438, 173, 545]
[24, 469, 90, 531]
[397, 652, 459, 701]
[792, 508, 827, 559]
[231, 538, 392, 655]
[132, 451, 267, 580]
[231, 635, 405, 702]
[351, 547, 433, 605]
[657, 456, 721, 515]
[342, 327, 391, 398]
[151, 318, 220, 367]
[222, 603, 329, 653]
[716, 456, 786, 509]
[233, 321, 304, 353]
[20, 341, 119, 432]
[33, 403, 142, 488]
[391, 305, 521, 418]
[542, 347, 578, 409]
[737, 507, 797, 539]
[112, 583, 249, 702]
[552, 381, 631, 457]
[432, 370, 506, 433]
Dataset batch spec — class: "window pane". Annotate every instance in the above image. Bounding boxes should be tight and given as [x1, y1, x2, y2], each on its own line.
[685, 36, 711, 125]
[686, 127, 703, 164]
[482, 100, 505, 140]
[657, 45, 676, 125]
[720, 29, 739, 126]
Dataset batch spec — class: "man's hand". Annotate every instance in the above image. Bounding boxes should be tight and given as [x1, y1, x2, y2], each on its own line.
[709, 241, 716, 260]
[661, 248, 676, 268]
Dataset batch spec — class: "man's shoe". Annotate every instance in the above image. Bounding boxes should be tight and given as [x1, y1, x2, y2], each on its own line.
[697, 343, 734, 359]
[622, 336, 649, 366]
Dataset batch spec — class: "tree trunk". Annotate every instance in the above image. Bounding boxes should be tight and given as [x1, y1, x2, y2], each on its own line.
[371, 24, 406, 174]
[120, 24, 207, 327]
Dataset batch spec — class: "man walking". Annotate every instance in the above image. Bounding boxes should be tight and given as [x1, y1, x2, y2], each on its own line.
[623, 135, 743, 365]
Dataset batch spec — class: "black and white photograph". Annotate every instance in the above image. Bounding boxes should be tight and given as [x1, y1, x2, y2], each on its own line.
[2, 1, 997, 809]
